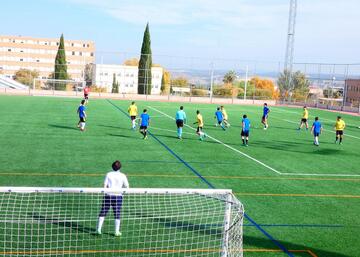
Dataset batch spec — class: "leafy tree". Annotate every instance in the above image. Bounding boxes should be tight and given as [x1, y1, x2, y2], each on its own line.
[277, 70, 310, 100]
[123, 58, 139, 66]
[223, 70, 237, 84]
[138, 23, 152, 95]
[14, 69, 39, 87]
[111, 73, 119, 93]
[161, 69, 171, 95]
[54, 34, 69, 90]
[170, 77, 189, 88]
[84, 63, 94, 86]
[251, 77, 279, 100]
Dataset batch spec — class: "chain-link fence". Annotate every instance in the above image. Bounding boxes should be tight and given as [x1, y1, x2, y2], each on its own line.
[1, 50, 359, 113]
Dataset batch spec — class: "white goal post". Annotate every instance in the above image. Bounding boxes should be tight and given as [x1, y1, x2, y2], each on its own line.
[0, 187, 244, 257]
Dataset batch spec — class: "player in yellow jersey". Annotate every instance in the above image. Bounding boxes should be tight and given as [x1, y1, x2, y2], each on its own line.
[127, 101, 138, 129]
[193, 110, 206, 141]
[334, 116, 346, 144]
[221, 106, 230, 127]
[297, 106, 309, 130]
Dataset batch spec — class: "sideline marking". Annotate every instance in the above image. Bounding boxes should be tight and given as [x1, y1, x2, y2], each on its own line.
[107, 100, 295, 257]
[148, 106, 360, 177]
[148, 106, 282, 175]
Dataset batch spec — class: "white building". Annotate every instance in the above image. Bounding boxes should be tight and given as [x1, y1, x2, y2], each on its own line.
[93, 64, 163, 94]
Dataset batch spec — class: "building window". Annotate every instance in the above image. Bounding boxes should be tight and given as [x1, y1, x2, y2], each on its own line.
[79, 52, 82, 56]
[87, 44, 90, 47]
[8, 49, 11, 52]
[20, 59, 23, 62]
[57, 42, 59, 46]
[90, 52, 94, 57]
[36, 60, 40, 63]
[83, 44, 86, 47]
[20, 50, 24, 53]
[72, 51, 75, 56]
[71, 43, 74, 47]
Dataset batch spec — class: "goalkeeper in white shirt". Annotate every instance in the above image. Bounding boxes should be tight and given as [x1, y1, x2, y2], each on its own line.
[96, 160, 129, 236]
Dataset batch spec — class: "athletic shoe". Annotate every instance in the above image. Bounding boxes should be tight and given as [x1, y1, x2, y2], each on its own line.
[144, 136, 148, 140]
[115, 232, 122, 237]
[96, 230, 102, 235]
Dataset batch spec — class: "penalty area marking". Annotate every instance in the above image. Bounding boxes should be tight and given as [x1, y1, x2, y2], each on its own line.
[148, 106, 360, 178]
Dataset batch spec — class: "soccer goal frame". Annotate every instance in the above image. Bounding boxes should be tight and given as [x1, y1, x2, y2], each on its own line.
[32, 78, 86, 91]
[0, 187, 244, 257]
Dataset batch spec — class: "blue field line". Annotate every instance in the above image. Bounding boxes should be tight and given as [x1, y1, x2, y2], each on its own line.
[107, 100, 295, 257]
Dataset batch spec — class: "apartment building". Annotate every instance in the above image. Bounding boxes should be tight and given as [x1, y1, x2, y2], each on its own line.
[93, 64, 163, 94]
[0, 35, 95, 81]
[344, 79, 360, 106]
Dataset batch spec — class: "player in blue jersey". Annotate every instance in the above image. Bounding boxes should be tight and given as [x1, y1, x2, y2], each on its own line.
[77, 100, 87, 131]
[241, 115, 251, 146]
[175, 106, 187, 139]
[311, 117, 323, 146]
[139, 109, 150, 140]
[215, 107, 226, 130]
[261, 103, 270, 130]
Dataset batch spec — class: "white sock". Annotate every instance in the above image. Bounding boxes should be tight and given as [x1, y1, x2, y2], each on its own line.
[97, 217, 105, 232]
[115, 219, 121, 233]
[132, 120, 135, 128]
[80, 122, 86, 130]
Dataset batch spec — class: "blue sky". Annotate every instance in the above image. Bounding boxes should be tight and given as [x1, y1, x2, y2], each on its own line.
[1, 0, 359, 68]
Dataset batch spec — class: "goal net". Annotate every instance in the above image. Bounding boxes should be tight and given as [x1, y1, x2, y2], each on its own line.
[0, 187, 244, 257]
[32, 78, 86, 91]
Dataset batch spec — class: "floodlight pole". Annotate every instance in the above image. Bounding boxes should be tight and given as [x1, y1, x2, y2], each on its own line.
[244, 65, 248, 100]
[284, 0, 297, 102]
[210, 62, 214, 103]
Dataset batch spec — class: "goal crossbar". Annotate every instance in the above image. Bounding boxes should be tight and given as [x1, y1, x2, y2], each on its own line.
[0, 187, 232, 195]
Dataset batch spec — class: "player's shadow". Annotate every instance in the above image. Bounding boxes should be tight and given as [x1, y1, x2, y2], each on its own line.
[48, 124, 79, 130]
[254, 140, 345, 155]
[107, 133, 134, 139]
[127, 211, 222, 237]
[98, 124, 130, 130]
[28, 212, 103, 236]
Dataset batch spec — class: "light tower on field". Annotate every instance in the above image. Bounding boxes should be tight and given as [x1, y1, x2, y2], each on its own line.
[284, 0, 297, 73]
[284, 0, 297, 100]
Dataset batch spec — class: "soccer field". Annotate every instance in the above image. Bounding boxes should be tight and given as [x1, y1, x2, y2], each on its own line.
[0, 95, 359, 257]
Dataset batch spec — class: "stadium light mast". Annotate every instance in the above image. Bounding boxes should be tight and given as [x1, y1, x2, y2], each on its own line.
[284, 0, 297, 73]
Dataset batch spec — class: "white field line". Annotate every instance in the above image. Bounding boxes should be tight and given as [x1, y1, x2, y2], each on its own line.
[149, 106, 360, 178]
[148, 106, 282, 175]
[281, 119, 360, 140]
[272, 107, 360, 130]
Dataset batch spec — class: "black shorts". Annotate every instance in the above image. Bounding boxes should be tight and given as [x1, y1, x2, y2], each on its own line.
[336, 130, 344, 136]
[98, 195, 123, 219]
[301, 118, 308, 123]
[262, 115, 268, 122]
[140, 125, 147, 130]
[241, 130, 249, 137]
[79, 117, 85, 122]
[197, 126, 203, 133]
[314, 132, 320, 137]
[218, 120, 223, 125]
[176, 120, 184, 128]
[130, 116, 136, 120]
[84, 94, 89, 99]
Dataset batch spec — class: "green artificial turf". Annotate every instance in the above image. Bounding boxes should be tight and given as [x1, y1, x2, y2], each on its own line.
[0, 95, 359, 257]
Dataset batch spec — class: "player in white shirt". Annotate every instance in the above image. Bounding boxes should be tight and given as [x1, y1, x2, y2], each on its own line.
[96, 160, 129, 236]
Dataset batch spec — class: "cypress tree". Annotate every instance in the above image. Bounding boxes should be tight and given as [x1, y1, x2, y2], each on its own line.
[138, 23, 152, 95]
[112, 73, 119, 93]
[54, 34, 69, 90]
